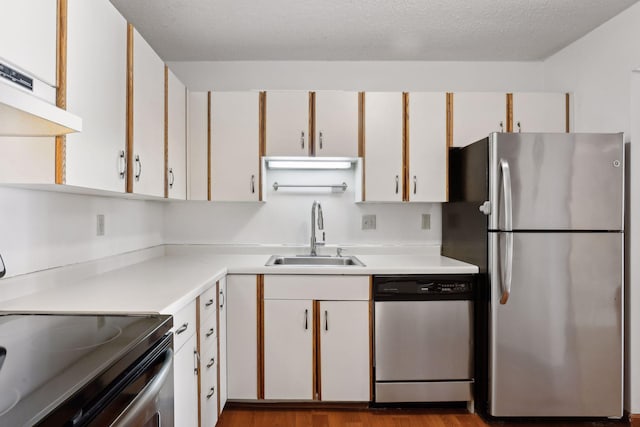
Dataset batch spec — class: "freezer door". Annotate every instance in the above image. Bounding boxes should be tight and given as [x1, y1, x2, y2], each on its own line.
[489, 231, 623, 417]
[488, 133, 624, 231]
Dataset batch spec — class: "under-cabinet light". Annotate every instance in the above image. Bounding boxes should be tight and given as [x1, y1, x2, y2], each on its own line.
[267, 160, 353, 170]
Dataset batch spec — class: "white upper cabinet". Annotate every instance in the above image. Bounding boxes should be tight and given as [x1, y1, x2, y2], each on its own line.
[265, 91, 309, 156]
[512, 92, 568, 133]
[167, 68, 187, 200]
[364, 92, 403, 202]
[187, 91, 209, 201]
[65, 0, 127, 192]
[452, 92, 506, 147]
[131, 28, 165, 197]
[408, 92, 447, 202]
[210, 91, 260, 202]
[0, 0, 57, 86]
[314, 91, 359, 157]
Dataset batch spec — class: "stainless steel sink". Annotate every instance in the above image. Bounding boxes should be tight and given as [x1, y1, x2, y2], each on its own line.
[265, 255, 365, 267]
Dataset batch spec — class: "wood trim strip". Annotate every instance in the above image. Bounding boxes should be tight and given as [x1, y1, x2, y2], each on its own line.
[256, 275, 265, 399]
[565, 92, 570, 133]
[313, 300, 321, 401]
[402, 92, 410, 202]
[164, 65, 169, 198]
[259, 92, 266, 201]
[55, 0, 68, 185]
[207, 91, 212, 201]
[368, 276, 374, 401]
[126, 24, 134, 193]
[506, 93, 513, 132]
[309, 91, 316, 156]
[216, 281, 222, 417]
[445, 93, 453, 201]
[358, 92, 366, 201]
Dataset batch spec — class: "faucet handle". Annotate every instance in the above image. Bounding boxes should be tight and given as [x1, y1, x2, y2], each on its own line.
[336, 247, 343, 257]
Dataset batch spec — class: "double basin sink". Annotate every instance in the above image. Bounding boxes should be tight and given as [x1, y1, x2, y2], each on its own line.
[265, 255, 365, 267]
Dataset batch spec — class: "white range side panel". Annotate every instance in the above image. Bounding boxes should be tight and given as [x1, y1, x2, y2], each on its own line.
[65, 0, 127, 192]
[264, 299, 314, 400]
[265, 91, 309, 156]
[132, 29, 165, 197]
[319, 300, 370, 401]
[364, 92, 403, 202]
[409, 92, 447, 202]
[210, 92, 260, 201]
[226, 275, 258, 400]
[174, 333, 199, 427]
[512, 92, 567, 133]
[453, 92, 506, 147]
[218, 277, 228, 411]
[315, 91, 359, 157]
[188, 91, 208, 201]
[0, 0, 57, 85]
[167, 69, 187, 200]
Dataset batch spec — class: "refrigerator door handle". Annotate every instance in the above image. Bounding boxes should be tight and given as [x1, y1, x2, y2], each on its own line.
[500, 233, 513, 304]
[499, 159, 513, 304]
[500, 159, 513, 232]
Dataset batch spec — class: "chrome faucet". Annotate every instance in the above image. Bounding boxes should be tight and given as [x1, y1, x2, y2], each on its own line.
[310, 200, 325, 256]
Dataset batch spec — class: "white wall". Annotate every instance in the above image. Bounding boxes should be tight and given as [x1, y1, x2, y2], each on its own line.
[543, 2, 640, 414]
[0, 187, 164, 278]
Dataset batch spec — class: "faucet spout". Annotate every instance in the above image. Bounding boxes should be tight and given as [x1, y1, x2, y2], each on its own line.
[310, 201, 325, 256]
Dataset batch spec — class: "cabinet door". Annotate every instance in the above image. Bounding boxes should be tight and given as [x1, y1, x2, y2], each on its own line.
[264, 299, 314, 400]
[167, 68, 187, 200]
[188, 91, 208, 201]
[452, 92, 505, 147]
[0, 0, 57, 85]
[315, 91, 359, 157]
[265, 91, 309, 156]
[211, 92, 260, 201]
[226, 275, 258, 400]
[174, 333, 199, 427]
[408, 92, 447, 202]
[132, 28, 165, 197]
[364, 92, 403, 202]
[319, 301, 370, 401]
[512, 92, 567, 133]
[66, 0, 127, 192]
[218, 277, 228, 412]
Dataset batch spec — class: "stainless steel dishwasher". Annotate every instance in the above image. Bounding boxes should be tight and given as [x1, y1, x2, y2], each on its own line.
[374, 275, 474, 405]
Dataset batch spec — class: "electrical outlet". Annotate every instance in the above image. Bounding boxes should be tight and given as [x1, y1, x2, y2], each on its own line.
[96, 214, 105, 236]
[421, 213, 431, 230]
[362, 214, 376, 230]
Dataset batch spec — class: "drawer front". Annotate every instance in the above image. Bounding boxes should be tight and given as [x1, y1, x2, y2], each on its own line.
[201, 348, 219, 427]
[264, 275, 369, 300]
[172, 300, 197, 352]
[199, 285, 217, 321]
[199, 313, 217, 349]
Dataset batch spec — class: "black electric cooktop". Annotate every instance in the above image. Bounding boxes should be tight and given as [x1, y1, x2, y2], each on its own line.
[0, 313, 171, 426]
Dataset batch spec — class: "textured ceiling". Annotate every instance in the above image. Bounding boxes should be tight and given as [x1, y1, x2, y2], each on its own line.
[109, 0, 639, 61]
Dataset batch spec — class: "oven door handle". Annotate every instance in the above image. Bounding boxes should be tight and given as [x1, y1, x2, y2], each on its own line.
[112, 347, 173, 427]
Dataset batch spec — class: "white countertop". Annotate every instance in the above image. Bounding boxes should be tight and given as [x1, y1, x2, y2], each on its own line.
[0, 247, 478, 315]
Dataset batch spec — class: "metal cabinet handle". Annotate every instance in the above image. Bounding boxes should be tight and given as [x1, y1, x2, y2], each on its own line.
[413, 176, 417, 194]
[206, 387, 215, 399]
[118, 150, 126, 179]
[206, 328, 215, 338]
[175, 323, 188, 335]
[324, 310, 328, 331]
[300, 131, 305, 149]
[134, 155, 142, 181]
[205, 299, 214, 307]
[168, 168, 175, 188]
[220, 290, 225, 309]
[499, 121, 504, 132]
[250, 175, 255, 193]
[499, 159, 514, 305]
[517, 121, 521, 133]
[319, 131, 323, 149]
[304, 309, 308, 330]
[395, 175, 399, 194]
[194, 350, 200, 375]
[207, 357, 215, 369]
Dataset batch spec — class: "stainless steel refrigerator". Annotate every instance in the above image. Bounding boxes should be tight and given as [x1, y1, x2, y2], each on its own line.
[442, 132, 624, 418]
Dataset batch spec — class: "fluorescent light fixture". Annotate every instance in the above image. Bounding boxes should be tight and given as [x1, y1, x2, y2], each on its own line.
[268, 160, 352, 169]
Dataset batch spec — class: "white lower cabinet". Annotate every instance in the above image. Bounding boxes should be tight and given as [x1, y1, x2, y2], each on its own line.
[218, 277, 228, 412]
[174, 332, 199, 427]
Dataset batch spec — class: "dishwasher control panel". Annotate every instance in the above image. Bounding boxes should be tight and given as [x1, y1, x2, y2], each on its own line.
[373, 275, 474, 301]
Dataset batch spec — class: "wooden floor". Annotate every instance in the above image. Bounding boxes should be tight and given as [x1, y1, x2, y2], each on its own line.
[217, 407, 632, 427]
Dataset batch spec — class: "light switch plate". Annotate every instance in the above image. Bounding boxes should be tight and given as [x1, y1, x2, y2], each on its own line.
[97, 214, 105, 236]
[421, 214, 431, 230]
[362, 214, 376, 230]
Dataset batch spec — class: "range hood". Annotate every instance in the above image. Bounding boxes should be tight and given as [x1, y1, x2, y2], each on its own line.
[0, 81, 82, 136]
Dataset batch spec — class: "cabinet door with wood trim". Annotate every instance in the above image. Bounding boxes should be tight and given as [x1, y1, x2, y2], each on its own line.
[65, 0, 127, 192]
[315, 91, 359, 157]
[452, 92, 505, 147]
[131, 28, 165, 197]
[364, 92, 403, 202]
[265, 91, 310, 156]
[187, 91, 209, 201]
[408, 92, 447, 202]
[218, 276, 229, 412]
[264, 299, 314, 400]
[174, 332, 199, 427]
[226, 275, 258, 400]
[210, 92, 260, 201]
[512, 92, 568, 133]
[319, 300, 369, 401]
[166, 68, 186, 200]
